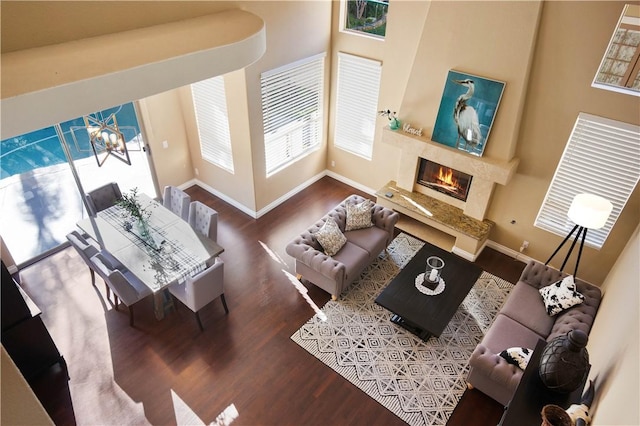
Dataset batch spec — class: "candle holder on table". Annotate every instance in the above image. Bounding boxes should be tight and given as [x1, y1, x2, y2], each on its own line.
[424, 256, 445, 290]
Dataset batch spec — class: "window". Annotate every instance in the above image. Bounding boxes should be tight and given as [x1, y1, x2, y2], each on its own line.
[593, 3, 640, 96]
[261, 54, 325, 176]
[535, 113, 640, 249]
[191, 76, 234, 173]
[343, 0, 389, 38]
[334, 52, 382, 160]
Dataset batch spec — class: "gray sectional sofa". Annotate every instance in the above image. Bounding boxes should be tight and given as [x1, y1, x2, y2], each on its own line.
[286, 194, 399, 300]
[466, 260, 602, 405]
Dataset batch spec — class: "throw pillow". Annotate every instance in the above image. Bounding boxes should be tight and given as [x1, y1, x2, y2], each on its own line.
[314, 217, 347, 256]
[539, 275, 585, 316]
[345, 199, 373, 231]
[499, 347, 533, 370]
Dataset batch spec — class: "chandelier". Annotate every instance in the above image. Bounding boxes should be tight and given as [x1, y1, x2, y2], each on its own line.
[84, 113, 131, 167]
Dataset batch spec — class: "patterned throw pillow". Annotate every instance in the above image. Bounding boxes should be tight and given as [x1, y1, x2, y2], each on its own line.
[314, 217, 347, 256]
[345, 200, 373, 231]
[539, 275, 585, 316]
[499, 347, 533, 370]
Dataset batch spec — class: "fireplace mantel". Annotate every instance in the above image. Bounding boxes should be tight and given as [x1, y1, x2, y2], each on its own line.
[381, 127, 519, 220]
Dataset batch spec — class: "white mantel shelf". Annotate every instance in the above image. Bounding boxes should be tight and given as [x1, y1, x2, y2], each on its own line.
[382, 127, 519, 185]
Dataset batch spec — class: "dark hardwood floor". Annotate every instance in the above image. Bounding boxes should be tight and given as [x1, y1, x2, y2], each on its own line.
[19, 176, 525, 425]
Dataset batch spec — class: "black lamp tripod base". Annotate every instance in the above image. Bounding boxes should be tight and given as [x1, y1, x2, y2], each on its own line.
[545, 224, 588, 277]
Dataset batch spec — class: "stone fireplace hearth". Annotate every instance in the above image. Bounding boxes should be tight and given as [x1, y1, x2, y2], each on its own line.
[382, 127, 518, 221]
[377, 127, 519, 260]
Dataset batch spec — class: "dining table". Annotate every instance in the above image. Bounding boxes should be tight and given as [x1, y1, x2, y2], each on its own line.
[77, 193, 224, 319]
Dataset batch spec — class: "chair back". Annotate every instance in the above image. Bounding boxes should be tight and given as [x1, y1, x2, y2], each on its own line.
[188, 201, 218, 241]
[183, 258, 224, 312]
[86, 182, 122, 216]
[163, 186, 190, 221]
[66, 231, 100, 264]
[90, 253, 148, 306]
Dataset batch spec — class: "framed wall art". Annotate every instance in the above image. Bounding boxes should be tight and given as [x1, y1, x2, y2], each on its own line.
[432, 70, 505, 156]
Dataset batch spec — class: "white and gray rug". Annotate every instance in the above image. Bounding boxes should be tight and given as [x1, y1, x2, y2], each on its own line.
[291, 233, 513, 426]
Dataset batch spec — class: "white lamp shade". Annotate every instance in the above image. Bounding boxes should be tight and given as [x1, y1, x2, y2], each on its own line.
[568, 193, 613, 229]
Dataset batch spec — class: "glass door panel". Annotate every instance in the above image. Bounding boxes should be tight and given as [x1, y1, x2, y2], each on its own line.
[0, 102, 157, 266]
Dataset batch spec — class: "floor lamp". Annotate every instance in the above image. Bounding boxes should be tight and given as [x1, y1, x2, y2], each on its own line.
[545, 193, 613, 277]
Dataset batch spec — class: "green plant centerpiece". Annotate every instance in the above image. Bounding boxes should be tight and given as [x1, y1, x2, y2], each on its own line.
[379, 109, 400, 130]
[117, 187, 152, 236]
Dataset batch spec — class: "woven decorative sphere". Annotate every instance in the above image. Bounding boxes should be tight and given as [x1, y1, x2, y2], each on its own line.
[539, 330, 589, 393]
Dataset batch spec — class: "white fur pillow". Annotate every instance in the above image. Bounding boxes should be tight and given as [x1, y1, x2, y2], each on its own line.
[539, 275, 585, 316]
[499, 347, 533, 370]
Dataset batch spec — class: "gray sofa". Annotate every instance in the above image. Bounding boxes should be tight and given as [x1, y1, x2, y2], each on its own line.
[466, 260, 602, 405]
[285, 194, 399, 300]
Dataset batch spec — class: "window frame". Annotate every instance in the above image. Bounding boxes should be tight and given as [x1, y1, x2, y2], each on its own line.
[534, 112, 640, 249]
[340, 0, 389, 40]
[191, 75, 234, 173]
[261, 53, 326, 177]
[333, 52, 382, 161]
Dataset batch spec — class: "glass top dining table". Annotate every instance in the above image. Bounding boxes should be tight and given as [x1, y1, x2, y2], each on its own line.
[77, 193, 224, 296]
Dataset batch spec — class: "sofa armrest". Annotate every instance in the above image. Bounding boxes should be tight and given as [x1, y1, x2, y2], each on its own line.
[468, 343, 524, 404]
[286, 235, 346, 284]
[371, 204, 399, 235]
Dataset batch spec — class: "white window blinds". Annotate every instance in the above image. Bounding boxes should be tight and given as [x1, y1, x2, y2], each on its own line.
[191, 76, 234, 173]
[334, 52, 382, 160]
[261, 53, 325, 176]
[535, 113, 640, 249]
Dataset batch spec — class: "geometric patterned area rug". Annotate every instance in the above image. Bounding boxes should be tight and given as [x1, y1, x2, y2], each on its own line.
[291, 233, 513, 426]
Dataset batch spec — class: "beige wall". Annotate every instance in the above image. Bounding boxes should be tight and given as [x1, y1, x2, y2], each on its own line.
[137, 91, 194, 191]
[587, 224, 639, 425]
[1, 1, 637, 281]
[487, 1, 640, 285]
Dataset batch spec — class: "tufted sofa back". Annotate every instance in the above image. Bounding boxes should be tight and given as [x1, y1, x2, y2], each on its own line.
[519, 260, 602, 341]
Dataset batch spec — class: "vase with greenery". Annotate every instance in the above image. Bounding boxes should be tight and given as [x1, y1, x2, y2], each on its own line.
[379, 109, 400, 130]
[117, 188, 151, 236]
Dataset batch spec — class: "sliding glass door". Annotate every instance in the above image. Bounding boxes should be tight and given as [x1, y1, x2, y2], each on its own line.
[0, 102, 157, 266]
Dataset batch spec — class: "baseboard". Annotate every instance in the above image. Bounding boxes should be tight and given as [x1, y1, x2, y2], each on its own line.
[193, 179, 258, 218]
[486, 240, 535, 264]
[325, 171, 377, 196]
[256, 171, 328, 218]
[191, 170, 376, 219]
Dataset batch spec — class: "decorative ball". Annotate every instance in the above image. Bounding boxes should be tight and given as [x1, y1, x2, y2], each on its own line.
[539, 330, 589, 393]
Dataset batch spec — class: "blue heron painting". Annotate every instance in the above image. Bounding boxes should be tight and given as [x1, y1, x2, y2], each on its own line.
[432, 70, 505, 156]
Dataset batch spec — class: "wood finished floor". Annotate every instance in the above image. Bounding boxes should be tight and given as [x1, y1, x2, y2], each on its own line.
[22, 177, 526, 425]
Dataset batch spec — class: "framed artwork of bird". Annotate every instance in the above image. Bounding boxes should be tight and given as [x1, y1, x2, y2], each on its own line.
[432, 70, 505, 157]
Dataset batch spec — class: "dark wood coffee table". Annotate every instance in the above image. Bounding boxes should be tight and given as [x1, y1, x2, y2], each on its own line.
[375, 242, 482, 340]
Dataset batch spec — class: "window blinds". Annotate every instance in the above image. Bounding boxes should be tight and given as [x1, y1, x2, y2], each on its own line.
[191, 76, 234, 173]
[535, 112, 640, 249]
[334, 52, 382, 160]
[261, 53, 325, 176]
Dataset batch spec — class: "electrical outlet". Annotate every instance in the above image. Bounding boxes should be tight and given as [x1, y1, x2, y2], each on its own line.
[331, 160, 336, 167]
[519, 240, 529, 252]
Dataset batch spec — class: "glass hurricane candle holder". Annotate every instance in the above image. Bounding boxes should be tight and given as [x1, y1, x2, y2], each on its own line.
[425, 256, 445, 289]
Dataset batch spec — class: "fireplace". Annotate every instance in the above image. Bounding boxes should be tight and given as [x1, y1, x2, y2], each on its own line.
[416, 158, 472, 202]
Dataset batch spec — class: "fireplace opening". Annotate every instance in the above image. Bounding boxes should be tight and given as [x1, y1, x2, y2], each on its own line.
[417, 158, 472, 202]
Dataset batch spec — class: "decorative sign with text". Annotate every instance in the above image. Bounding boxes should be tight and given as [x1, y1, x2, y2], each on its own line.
[402, 123, 423, 137]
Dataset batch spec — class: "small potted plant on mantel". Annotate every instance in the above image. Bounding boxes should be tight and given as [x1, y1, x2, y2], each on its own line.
[117, 187, 152, 237]
[378, 109, 401, 130]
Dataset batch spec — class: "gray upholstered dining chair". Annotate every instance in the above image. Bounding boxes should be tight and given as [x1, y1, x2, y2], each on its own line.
[168, 257, 228, 331]
[188, 201, 218, 241]
[66, 231, 125, 296]
[85, 182, 122, 216]
[163, 185, 190, 221]
[90, 253, 152, 327]
[66, 231, 101, 286]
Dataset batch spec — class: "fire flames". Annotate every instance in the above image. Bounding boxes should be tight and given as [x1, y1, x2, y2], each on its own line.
[436, 166, 460, 190]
